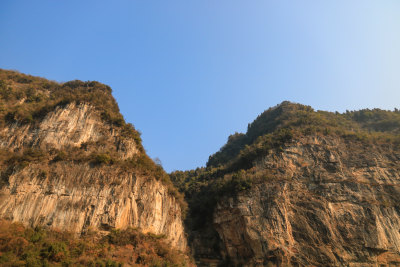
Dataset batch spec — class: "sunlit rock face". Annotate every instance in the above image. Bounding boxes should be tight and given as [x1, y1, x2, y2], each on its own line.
[0, 102, 138, 159]
[0, 103, 186, 251]
[212, 136, 400, 266]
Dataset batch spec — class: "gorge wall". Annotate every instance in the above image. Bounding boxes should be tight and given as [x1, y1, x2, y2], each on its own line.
[2, 70, 400, 266]
[0, 161, 186, 250]
[172, 102, 400, 266]
[0, 72, 187, 251]
[213, 135, 400, 266]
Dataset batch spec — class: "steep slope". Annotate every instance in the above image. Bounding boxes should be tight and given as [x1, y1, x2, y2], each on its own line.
[214, 135, 400, 266]
[3, 70, 400, 266]
[171, 101, 400, 266]
[0, 69, 187, 251]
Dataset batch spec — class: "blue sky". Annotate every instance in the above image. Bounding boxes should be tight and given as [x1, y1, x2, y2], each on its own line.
[1, 1, 400, 172]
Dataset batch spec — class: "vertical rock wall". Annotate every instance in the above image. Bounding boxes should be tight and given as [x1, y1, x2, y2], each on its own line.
[0, 103, 187, 251]
[212, 136, 400, 266]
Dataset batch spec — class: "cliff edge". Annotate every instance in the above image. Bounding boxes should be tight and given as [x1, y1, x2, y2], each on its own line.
[0, 69, 187, 251]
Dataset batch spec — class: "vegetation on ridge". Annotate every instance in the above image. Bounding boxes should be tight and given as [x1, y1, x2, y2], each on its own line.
[207, 101, 400, 168]
[0, 69, 141, 146]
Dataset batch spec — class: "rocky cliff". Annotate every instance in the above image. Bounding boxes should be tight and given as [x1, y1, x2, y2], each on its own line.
[214, 135, 400, 266]
[0, 102, 137, 159]
[171, 102, 400, 266]
[3, 70, 400, 266]
[0, 161, 186, 250]
[0, 70, 187, 251]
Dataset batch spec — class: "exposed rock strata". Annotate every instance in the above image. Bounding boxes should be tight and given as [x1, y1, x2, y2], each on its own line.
[213, 136, 400, 266]
[0, 102, 186, 251]
[0, 102, 137, 159]
[0, 163, 186, 250]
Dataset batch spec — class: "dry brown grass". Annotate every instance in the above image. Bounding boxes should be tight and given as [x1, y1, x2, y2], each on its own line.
[0, 219, 193, 267]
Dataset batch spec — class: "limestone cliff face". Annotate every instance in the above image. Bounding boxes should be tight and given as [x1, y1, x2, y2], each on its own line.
[213, 135, 400, 266]
[0, 102, 137, 159]
[0, 102, 186, 251]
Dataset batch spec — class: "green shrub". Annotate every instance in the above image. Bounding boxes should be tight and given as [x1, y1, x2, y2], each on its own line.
[92, 153, 113, 165]
[40, 242, 69, 262]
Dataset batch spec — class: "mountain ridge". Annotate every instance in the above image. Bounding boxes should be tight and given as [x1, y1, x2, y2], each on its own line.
[0, 69, 190, 266]
[1, 69, 400, 266]
[171, 100, 400, 266]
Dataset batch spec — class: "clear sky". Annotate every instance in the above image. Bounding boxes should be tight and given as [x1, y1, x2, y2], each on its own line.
[1, 1, 400, 172]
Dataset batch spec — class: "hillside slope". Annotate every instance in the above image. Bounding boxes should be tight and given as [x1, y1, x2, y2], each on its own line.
[2, 70, 400, 266]
[172, 101, 400, 266]
[0, 70, 187, 252]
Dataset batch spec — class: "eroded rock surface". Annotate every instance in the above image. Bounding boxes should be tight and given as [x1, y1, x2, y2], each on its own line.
[213, 136, 400, 266]
[0, 163, 186, 250]
[0, 103, 186, 251]
[0, 102, 137, 159]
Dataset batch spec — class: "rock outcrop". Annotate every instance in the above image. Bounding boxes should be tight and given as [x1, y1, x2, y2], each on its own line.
[0, 74, 187, 251]
[213, 135, 400, 266]
[0, 102, 138, 159]
[0, 162, 186, 250]
[172, 102, 400, 266]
